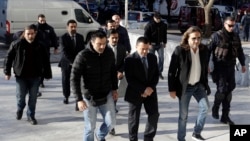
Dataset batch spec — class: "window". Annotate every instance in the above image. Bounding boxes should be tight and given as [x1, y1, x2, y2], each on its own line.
[75, 9, 92, 23]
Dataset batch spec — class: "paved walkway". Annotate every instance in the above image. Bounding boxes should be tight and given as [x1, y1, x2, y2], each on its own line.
[0, 36, 250, 141]
[0, 61, 250, 141]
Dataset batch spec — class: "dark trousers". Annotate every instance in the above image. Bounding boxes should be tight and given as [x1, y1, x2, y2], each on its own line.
[213, 91, 232, 117]
[213, 65, 235, 118]
[40, 48, 51, 85]
[243, 26, 249, 41]
[128, 96, 159, 141]
[61, 65, 72, 98]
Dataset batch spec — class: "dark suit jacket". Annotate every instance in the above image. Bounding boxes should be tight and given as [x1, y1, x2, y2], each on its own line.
[168, 45, 210, 98]
[59, 33, 85, 68]
[108, 43, 127, 73]
[124, 52, 159, 105]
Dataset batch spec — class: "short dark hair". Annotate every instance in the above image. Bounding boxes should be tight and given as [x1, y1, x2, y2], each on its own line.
[106, 19, 115, 26]
[106, 29, 118, 38]
[136, 36, 149, 45]
[67, 19, 77, 26]
[24, 24, 37, 31]
[91, 30, 107, 41]
[224, 16, 235, 23]
[38, 14, 45, 18]
[154, 12, 161, 19]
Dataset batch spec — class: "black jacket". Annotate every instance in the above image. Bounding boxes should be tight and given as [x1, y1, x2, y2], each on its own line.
[124, 52, 159, 105]
[107, 43, 127, 73]
[4, 38, 52, 79]
[168, 45, 210, 98]
[59, 32, 85, 67]
[70, 43, 118, 101]
[117, 25, 131, 53]
[36, 23, 58, 49]
[144, 20, 168, 44]
[207, 29, 245, 67]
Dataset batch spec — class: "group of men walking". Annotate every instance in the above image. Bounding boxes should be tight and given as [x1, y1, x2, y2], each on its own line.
[3, 11, 247, 141]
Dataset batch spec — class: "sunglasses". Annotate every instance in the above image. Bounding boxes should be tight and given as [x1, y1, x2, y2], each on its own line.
[225, 23, 235, 28]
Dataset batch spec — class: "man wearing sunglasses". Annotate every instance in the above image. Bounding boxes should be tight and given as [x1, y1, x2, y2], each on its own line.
[207, 16, 246, 125]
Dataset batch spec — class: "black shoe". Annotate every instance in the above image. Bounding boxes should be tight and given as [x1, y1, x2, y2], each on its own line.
[37, 92, 42, 97]
[27, 117, 37, 125]
[95, 132, 106, 141]
[16, 110, 23, 120]
[221, 117, 235, 125]
[192, 133, 205, 141]
[212, 106, 219, 119]
[159, 73, 164, 80]
[109, 128, 116, 135]
[63, 98, 68, 104]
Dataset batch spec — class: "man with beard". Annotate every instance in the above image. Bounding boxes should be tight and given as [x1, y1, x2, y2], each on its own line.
[4, 24, 52, 125]
[59, 19, 85, 110]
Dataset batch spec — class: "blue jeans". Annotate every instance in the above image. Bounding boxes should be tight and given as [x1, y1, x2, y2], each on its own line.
[82, 92, 116, 141]
[149, 45, 164, 73]
[16, 77, 40, 118]
[177, 83, 209, 141]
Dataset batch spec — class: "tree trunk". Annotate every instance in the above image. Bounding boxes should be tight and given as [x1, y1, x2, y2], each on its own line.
[203, 6, 212, 37]
[197, 0, 215, 37]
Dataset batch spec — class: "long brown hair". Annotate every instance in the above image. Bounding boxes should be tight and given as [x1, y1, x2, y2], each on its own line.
[180, 26, 205, 50]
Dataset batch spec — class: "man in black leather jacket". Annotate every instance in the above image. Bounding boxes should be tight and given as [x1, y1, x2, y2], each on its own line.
[4, 24, 52, 125]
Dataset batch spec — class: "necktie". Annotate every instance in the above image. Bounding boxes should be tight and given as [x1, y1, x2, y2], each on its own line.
[142, 57, 148, 79]
[71, 36, 76, 47]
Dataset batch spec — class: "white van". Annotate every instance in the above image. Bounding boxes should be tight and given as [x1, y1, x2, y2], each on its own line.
[1, 0, 100, 44]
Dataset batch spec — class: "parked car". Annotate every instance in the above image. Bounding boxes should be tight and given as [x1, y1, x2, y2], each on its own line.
[178, 6, 223, 33]
[1, 0, 100, 44]
[213, 5, 236, 17]
[120, 11, 168, 29]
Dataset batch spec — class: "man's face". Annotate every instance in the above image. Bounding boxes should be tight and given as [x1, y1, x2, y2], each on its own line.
[188, 31, 201, 49]
[153, 17, 161, 23]
[38, 17, 46, 24]
[91, 37, 107, 54]
[24, 29, 36, 43]
[107, 22, 116, 30]
[224, 20, 235, 33]
[112, 15, 120, 28]
[107, 33, 119, 46]
[136, 42, 150, 57]
[67, 23, 77, 35]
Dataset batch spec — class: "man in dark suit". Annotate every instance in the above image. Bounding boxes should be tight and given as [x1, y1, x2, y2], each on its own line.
[112, 14, 132, 54]
[124, 37, 160, 141]
[59, 19, 85, 110]
[106, 29, 127, 135]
